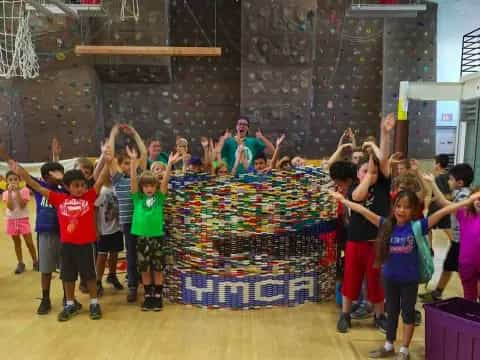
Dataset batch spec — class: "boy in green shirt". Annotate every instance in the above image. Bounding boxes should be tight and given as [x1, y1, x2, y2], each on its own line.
[127, 146, 179, 311]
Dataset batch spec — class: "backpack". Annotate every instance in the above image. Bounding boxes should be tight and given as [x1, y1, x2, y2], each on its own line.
[411, 220, 434, 284]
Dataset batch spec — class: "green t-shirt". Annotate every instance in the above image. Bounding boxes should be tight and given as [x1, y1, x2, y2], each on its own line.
[131, 191, 166, 237]
[221, 137, 265, 174]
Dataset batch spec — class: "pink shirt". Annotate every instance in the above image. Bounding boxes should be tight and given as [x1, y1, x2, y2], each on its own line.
[2, 188, 30, 219]
[456, 208, 480, 265]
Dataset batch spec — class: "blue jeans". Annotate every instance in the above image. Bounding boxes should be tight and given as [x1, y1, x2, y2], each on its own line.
[123, 223, 138, 289]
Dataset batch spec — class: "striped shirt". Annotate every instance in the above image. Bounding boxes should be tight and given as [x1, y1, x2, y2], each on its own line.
[112, 173, 133, 225]
[451, 187, 471, 243]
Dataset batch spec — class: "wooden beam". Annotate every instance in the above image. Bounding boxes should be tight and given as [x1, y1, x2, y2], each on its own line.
[74, 46, 222, 57]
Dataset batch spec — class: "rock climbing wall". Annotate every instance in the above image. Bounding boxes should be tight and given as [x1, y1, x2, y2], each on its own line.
[241, 0, 316, 157]
[103, 0, 241, 154]
[0, 0, 437, 161]
[241, 0, 384, 157]
[312, 0, 383, 156]
[383, 2, 437, 158]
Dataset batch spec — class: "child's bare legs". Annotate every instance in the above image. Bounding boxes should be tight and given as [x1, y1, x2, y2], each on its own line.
[96, 254, 107, 280]
[153, 271, 164, 286]
[41, 273, 52, 292]
[86, 278, 98, 299]
[436, 271, 452, 291]
[11, 235, 23, 263]
[108, 252, 118, 275]
[96, 253, 107, 295]
[402, 323, 415, 348]
[22, 233, 37, 263]
[64, 281, 75, 302]
[141, 271, 152, 286]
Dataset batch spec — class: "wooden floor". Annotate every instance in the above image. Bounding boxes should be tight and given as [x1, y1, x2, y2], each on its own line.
[0, 203, 462, 360]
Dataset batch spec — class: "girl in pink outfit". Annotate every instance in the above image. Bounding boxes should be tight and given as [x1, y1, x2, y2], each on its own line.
[2, 171, 37, 274]
[456, 187, 480, 302]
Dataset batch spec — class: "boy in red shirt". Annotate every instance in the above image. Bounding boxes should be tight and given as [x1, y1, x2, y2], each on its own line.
[9, 147, 112, 322]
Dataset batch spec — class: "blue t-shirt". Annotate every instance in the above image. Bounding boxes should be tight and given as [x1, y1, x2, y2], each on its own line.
[382, 217, 428, 283]
[31, 178, 66, 233]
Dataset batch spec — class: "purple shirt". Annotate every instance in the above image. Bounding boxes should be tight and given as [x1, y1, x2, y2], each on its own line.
[457, 208, 480, 265]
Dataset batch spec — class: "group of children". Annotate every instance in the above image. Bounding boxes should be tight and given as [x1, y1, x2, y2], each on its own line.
[327, 114, 480, 359]
[1, 114, 479, 358]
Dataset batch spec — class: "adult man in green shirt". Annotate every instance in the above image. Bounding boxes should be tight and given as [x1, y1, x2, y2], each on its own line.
[220, 116, 275, 174]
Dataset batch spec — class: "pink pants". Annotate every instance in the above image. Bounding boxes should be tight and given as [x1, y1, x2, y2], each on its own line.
[459, 262, 480, 301]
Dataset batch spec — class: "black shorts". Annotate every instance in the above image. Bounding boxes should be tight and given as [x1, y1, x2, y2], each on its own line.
[97, 231, 124, 254]
[60, 242, 97, 282]
[443, 242, 459, 272]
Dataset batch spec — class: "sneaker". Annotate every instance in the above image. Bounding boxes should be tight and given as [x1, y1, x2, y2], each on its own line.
[414, 310, 422, 326]
[62, 298, 82, 311]
[127, 288, 138, 303]
[141, 297, 154, 311]
[419, 290, 442, 303]
[79, 281, 88, 294]
[14, 262, 25, 274]
[107, 274, 124, 290]
[37, 298, 52, 315]
[58, 305, 79, 322]
[337, 312, 351, 333]
[374, 314, 388, 333]
[33, 261, 39, 272]
[394, 352, 409, 360]
[152, 297, 163, 312]
[97, 283, 104, 297]
[89, 303, 102, 320]
[368, 346, 395, 358]
[351, 304, 373, 320]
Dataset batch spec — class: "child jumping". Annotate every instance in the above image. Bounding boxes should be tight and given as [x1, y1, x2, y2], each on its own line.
[330, 188, 480, 359]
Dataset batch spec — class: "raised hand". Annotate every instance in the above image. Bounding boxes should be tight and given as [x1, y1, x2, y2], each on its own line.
[125, 145, 138, 160]
[169, 152, 181, 165]
[276, 134, 286, 147]
[52, 137, 62, 156]
[201, 136, 209, 148]
[367, 155, 376, 176]
[381, 113, 396, 133]
[7, 159, 17, 173]
[422, 173, 435, 183]
[328, 190, 345, 202]
[120, 124, 134, 135]
[410, 159, 420, 172]
[103, 144, 113, 163]
[341, 143, 353, 151]
[256, 129, 264, 139]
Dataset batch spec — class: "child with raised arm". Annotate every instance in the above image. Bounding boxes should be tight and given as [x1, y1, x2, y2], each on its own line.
[11, 146, 113, 322]
[108, 123, 147, 303]
[2, 171, 37, 274]
[127, 146, 179, 311]
[330, 188, 480, 360]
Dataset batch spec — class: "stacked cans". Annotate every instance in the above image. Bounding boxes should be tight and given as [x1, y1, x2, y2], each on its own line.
[164, 167, 338, 308]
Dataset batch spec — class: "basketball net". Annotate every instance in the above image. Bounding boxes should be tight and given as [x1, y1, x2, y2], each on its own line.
[120, 0, 139, 22]
[0, 0, 39, 79]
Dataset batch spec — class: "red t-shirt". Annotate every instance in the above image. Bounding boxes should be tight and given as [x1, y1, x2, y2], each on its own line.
[48, 189, 97, 244]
